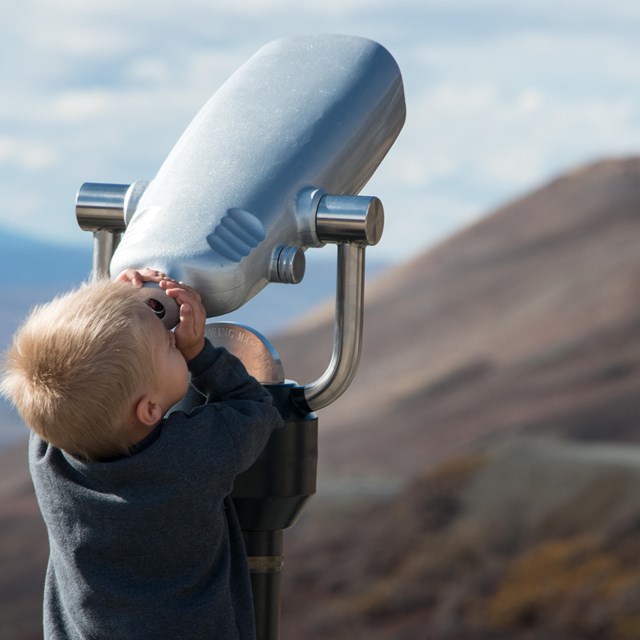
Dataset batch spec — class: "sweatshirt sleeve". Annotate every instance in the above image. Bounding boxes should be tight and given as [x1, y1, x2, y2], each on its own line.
[178, 339, 283, 478]
[187, 339, 273, 406]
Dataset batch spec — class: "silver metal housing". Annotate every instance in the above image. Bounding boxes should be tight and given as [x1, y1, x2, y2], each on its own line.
[110, 34, 405, 317]
[205, 322, 285, 385]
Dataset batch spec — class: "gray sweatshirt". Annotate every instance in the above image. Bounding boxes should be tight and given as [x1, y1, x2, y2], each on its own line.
[29, 340, 283, 640]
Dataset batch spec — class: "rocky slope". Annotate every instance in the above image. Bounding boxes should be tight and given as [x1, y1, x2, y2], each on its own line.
[283, 437, 640, 640]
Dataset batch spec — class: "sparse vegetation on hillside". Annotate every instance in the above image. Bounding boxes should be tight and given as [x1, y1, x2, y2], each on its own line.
[283, 440, 640, 640]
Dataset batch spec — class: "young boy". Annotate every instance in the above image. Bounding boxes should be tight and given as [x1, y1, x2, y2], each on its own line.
[1, 268, 283, 640]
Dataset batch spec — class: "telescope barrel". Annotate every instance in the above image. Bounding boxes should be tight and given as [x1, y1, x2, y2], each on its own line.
[109, 34, 405, 318]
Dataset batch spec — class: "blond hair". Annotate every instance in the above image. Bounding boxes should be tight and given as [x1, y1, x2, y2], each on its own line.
[1, 279, 157, 461]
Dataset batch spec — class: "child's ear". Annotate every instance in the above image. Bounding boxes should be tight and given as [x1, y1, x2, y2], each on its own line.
[135, 395, 163, 427]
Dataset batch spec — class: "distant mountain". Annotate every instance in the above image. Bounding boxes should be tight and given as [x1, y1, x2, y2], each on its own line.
[0, 227, 93, 354]
[4, 157, 640, 639]
[0, 227, 93, 285]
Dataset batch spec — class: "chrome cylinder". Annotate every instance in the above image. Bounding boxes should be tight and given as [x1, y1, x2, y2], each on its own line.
[91, 230, 121, 281]
[76, 182, 129, 232]
[316, 195, 384, 246]
[76, 181, 149, 280]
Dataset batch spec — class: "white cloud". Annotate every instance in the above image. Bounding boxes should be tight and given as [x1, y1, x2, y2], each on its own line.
[0, 135, 57, 170]
[0, 0, 639, 260]
[50, 90, 114, 122]
[364, 35, 640, 259]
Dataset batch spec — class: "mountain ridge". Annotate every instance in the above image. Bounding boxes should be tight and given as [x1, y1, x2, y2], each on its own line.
[273, 155, 640, 481]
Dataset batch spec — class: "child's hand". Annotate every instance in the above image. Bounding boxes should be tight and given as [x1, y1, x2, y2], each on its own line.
[114, 267, 167, 287]
[159, 279, 206, 362]
[115, 268, 206, 361]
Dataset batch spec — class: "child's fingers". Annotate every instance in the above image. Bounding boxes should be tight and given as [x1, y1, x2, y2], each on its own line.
[174, 301, 206, 361]
[114, 268, 142, 284]
[114, 268, 166, 287]
[162, 284, 205, 317]
[161, 279, 202, 302]
[174, 303, 192, 341]
[178, 302, 193, 328]
[138, 268, 166, 280]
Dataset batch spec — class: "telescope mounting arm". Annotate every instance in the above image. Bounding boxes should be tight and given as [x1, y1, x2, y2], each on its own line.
[75, 183, 384, 414]
[294, 192, 383, 413]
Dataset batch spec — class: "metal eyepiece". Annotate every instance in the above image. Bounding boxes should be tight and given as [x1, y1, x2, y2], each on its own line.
[145, 297, 166, 319]
[141, 283, 180, 329]
[269, 245, 306, 284]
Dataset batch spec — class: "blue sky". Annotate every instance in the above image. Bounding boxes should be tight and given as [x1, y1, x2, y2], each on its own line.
[1, 0, 639, 263]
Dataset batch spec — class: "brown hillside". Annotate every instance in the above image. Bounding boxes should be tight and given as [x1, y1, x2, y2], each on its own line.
[273, 156, 640, 484]
[282, 437, 640, 640]
[275, 156, 640, 639]
[0, 441, 47, 640]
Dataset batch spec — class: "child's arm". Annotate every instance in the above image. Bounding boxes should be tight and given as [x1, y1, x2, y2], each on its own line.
[117, 268, 282, 474]
[155, 272, 282, 473]
[188, 340, 274, 407]
[185, 341, 282, 474]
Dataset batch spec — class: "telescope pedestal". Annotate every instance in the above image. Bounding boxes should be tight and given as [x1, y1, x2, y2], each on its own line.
[232, 383, 318, 640]
[244, 530, 284, 640]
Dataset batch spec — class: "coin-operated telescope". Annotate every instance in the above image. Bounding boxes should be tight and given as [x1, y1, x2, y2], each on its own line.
[75, 34, 405, 640]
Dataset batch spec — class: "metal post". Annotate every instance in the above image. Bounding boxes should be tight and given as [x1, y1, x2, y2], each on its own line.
[245, 531, 284, 640]
[91, 229, 121, 280]
[231, 382, 318, 640]
[297, 242, 366, 411]
[171, 325, 317, 640]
